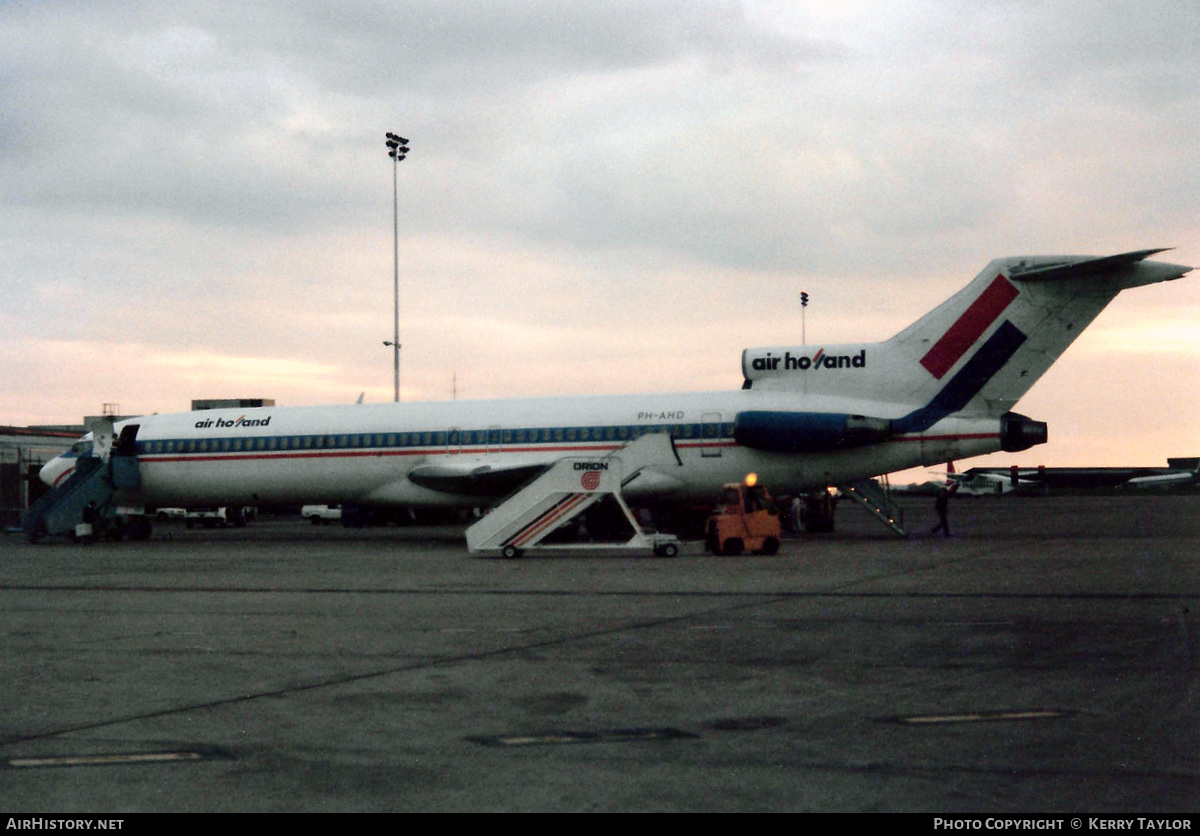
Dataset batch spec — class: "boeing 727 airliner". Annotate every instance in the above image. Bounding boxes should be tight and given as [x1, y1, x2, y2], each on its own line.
[32, 249, 1191, 543]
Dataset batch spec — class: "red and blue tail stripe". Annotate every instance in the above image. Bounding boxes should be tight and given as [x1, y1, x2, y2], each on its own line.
[896, 276, 1027, 434]
[920, 275, 1020, 379]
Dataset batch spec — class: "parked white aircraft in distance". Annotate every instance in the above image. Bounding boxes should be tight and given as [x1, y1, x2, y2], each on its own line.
[1124, 464, 1200, 490]
[923, 463, 1014, 496]
[37, 249, 1191, 539]
[922, 461, 1045, 496]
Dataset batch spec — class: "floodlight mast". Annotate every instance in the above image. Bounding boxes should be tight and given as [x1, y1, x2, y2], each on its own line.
[384, 132, 410, 402]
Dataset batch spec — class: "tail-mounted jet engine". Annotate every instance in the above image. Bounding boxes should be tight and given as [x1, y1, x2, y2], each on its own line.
[733, 411, 892, 454]
[1000, 412, 1047, 452]
[734, 410, 1047, 455]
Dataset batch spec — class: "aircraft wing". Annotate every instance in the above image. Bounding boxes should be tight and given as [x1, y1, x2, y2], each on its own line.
[408, 432, 682, 499]
[408, 461, 550, 497]
[959, 470, 1013, 484]
[1124, 471, 1199, 489]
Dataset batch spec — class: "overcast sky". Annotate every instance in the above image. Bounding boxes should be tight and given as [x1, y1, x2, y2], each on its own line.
[3, 0, 1198, 475]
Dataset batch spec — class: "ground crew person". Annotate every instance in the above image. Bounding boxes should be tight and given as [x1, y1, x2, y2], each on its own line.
[931, 487, 953, 537]
[78, 500, 98, 544]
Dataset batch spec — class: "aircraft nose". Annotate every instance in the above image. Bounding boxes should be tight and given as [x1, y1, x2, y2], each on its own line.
[39, 456, 74, 488]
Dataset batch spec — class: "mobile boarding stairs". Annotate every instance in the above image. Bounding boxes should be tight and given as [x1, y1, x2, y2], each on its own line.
[838, 478, 906, 537]
[23, 422, 143, 543]
[465, 432, 684, 558]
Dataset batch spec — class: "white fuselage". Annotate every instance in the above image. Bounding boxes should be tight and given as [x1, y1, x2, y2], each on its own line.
[105, 388, 1002, 509]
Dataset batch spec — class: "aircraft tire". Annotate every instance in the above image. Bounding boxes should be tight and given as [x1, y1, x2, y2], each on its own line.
[128, 517, 153, 541]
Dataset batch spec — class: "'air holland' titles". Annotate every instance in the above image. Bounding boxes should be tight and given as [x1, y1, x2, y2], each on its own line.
[194, 415, 272, 430]
[750, 348, 867, 373]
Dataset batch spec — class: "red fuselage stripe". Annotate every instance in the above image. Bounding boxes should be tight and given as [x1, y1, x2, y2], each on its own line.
[136, 440, 736, 465]
[129, 435, 994, 469]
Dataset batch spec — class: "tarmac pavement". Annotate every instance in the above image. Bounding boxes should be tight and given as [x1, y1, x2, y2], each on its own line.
[1, 494, 1197, 812]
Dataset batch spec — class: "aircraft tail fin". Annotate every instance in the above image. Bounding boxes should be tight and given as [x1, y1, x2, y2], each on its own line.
[944, 461, 961, 493]
[885, 249, 1190, 416]
[742, 249, 1191, 420]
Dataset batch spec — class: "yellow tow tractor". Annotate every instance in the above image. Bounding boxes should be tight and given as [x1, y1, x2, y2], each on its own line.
[704, 475, 782, 556]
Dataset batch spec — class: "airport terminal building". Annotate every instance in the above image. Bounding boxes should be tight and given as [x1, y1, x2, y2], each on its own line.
[2, 400, 275, 529]
[0, 426, 82, 528]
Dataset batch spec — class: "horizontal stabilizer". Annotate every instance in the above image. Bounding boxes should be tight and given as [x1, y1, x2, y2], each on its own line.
[1009, 248, 1180, 281]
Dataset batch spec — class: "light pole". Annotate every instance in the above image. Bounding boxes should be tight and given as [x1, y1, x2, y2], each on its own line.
[385, 132, 410, 402]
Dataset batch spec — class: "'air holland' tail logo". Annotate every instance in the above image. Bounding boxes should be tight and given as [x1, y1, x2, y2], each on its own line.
[749, 348, 867, 372]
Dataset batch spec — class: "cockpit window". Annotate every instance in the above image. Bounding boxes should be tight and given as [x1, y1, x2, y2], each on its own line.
[70, 441, 93, 456]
